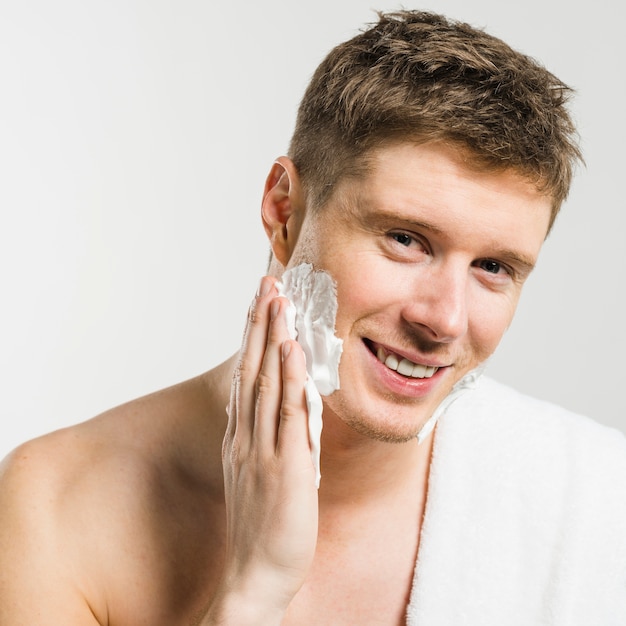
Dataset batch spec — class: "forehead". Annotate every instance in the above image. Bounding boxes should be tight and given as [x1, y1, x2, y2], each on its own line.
[330, 141, 552, 259]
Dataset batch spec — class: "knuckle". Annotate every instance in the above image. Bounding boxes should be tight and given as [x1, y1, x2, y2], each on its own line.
[233, 357, 254, 384]
[282, 366, 304, 384]
[255, 371, 277, 399]
[280, 401, 304, 422]
[232, 360, 243, 382]
[246, 297, 262, 326]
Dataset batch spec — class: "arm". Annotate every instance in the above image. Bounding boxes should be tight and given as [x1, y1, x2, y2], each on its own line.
[202, 277, 318, 624]
[0, 442, 103, 625]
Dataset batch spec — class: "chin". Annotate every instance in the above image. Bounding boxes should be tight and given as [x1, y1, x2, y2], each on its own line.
[325, 394, 428, 444]
[345, 417, 420, 444]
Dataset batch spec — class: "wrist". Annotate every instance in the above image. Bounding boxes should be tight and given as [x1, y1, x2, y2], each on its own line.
[201, 578, 289, 626]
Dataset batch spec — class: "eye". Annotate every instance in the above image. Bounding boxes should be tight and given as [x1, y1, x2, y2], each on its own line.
[384, 230, 430, 262]
[474, 258, 514, 279]
[479, 259, 502, 274]
[391, 232, 414, 247]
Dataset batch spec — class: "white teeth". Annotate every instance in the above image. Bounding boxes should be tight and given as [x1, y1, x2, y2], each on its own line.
[375, 346, 438, 379]
[385, 353, 399, 370]
[412, 363, 427, 378]
[397, 358, 414, 376]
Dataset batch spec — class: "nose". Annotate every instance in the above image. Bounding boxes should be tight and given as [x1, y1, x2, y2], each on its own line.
[401, 263, 469, 343]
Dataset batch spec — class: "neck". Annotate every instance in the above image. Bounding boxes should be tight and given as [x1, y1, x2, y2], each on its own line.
[317, 409, 434, 508]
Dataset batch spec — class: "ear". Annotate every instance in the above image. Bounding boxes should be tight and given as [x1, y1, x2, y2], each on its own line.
[261, 156, 305, 268]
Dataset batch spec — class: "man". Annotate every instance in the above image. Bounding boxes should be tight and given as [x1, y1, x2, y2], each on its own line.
[1, 10, 624, 625]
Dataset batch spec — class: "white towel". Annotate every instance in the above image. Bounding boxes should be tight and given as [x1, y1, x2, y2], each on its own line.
[407, 377, 626, 625]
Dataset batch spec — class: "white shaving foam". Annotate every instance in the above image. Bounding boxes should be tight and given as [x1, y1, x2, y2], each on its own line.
[416, 364, 485, 443]
[276, 263, 343, 488]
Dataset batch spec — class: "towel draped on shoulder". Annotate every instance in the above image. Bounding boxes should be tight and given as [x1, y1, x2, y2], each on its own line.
[407, 377, 626, 625]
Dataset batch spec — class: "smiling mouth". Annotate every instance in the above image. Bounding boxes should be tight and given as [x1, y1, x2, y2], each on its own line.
[369, 343, 439, 379]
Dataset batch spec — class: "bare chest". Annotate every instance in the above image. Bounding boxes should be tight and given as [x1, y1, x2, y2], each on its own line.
[103, 510, 421, 626]
[97, 461, 426, 625]
[97, 490, 226, 626]
[282, 516, 422, 625]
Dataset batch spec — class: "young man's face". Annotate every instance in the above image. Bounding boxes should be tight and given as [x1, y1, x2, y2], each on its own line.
[285, 141, 552, 443]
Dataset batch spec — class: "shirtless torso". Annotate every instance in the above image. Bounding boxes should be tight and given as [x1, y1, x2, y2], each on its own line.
[0, 356, 431, 625]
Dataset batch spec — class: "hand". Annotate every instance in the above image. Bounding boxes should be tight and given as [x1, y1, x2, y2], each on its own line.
[210, 276, 318, 623]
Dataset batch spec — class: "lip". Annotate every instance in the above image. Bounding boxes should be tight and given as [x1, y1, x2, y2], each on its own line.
[362, 338, 448, 398]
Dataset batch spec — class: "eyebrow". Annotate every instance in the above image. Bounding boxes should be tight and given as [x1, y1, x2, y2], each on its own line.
[357, 205, 445, 235]
[487, 247, 537, 276]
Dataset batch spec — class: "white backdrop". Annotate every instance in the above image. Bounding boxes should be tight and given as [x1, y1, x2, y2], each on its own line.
[1, 0, 624, 460]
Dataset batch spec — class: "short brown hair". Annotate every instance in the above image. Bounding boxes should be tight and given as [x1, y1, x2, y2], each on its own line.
[288, 10, 582, 231]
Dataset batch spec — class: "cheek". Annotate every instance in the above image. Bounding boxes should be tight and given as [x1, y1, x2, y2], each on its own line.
[468, 291, 519, 358]
[331, 259, 396, 318]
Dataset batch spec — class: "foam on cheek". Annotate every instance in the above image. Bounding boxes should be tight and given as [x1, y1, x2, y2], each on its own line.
[276, 263, 343, 488]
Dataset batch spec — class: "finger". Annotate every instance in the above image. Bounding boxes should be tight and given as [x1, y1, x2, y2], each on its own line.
[252, 296, 295, 450]
[227, 276, 278, 452]
[276, 339, 310, 462]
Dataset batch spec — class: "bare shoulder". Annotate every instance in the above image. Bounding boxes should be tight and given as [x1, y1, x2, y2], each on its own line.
[0, 422, 113, 623]
[0, 366, 232, 625]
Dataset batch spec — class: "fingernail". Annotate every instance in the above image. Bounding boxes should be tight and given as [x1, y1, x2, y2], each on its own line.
[282, 341, 292, 360]
[257, 277, 272, 297]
